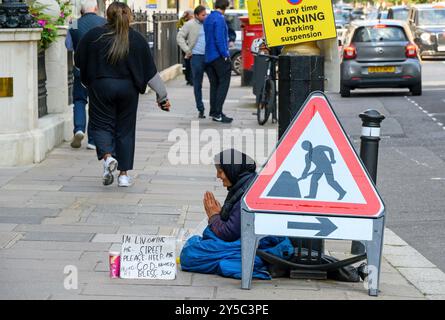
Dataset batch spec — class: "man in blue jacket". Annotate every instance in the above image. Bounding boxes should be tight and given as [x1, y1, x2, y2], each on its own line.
[204, 0, 233, 123]
[65, 0, 106, 150]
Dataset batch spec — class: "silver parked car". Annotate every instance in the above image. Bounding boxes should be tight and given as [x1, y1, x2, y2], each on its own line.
[340, 20, 422, 97]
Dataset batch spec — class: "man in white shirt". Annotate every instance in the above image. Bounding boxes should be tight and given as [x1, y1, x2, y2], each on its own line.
[177, 6, 208, 119]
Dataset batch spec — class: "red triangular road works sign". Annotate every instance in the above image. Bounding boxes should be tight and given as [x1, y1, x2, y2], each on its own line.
[244, 91, 384, 218]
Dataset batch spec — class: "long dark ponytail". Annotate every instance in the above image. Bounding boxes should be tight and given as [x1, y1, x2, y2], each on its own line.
[105, 2, 132, 64]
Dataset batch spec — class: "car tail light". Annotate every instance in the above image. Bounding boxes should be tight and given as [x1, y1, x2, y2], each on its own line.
[374, 24, 387, 29]
[405, 43, 417, 58]
[343, 45, 357, 59]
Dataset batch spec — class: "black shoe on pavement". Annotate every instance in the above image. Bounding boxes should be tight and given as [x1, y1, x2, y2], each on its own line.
[221, 114, 233, 123]
[199, 111, 206, 119]
[212, 114, 233, 123]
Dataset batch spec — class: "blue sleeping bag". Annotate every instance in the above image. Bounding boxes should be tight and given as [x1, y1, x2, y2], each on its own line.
[180, 226, 294, 279]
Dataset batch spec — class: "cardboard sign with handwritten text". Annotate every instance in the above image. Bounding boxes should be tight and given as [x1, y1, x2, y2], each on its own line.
[120, 235, 176, 280]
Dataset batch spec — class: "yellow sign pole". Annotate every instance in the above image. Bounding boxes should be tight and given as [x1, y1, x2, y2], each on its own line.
[281, 41, 321, 56]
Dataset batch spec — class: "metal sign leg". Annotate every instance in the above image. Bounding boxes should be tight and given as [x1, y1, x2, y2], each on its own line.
[365, 216, 385, 296]
[241, 210, 261, 290]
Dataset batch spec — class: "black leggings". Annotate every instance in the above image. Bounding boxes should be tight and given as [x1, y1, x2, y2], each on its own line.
[88, 78, 139, 171]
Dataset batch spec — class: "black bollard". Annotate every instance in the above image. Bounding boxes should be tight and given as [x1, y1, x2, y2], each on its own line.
[351, 110, 385, 255]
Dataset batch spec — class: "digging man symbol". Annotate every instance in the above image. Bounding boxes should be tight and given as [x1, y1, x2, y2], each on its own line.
[300, 140, 347, 200]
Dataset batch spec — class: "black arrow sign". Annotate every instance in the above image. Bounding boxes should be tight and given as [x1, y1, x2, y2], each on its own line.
[287, 217, 338, 237]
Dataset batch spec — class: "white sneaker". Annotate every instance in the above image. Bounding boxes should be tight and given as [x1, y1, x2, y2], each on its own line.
[103, 156, 118, 186]
[87, 143, 96, 150]
[118, 175, 132, 187]
[71, 131, 84, 148]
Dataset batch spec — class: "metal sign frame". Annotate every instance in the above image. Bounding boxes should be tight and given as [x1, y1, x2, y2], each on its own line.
[240, 205, 385, 296]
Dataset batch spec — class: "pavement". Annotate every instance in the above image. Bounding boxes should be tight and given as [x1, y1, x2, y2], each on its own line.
[0, 71, 444, 300]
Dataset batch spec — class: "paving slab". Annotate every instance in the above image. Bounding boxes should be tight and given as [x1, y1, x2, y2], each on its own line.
[0, 258, 98, 271]
[0, 216, 46, 225]
[93, 204, 184, 215]
[76, 270, 193, 287]
[86, 213, 136, 226]
[91, 234, 125, 243]
[11, 240, 111, 252]
[0, 248, 83, 260]
[22, 232, 95, 242]
[1, 184, 63, 191]
[0, 207, 60, 217]
[14, 224, 118, 234]
[385, 253, 437, 268]
[82, 284, 215, 299]
[0, 232, 22, 249]
[0, 223, 18, 232]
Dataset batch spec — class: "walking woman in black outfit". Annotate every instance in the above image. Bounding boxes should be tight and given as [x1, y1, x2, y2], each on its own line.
[75, 2, 170, 187]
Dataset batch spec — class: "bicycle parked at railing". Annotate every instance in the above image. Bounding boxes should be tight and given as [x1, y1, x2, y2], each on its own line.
[251, 39, 279, 126]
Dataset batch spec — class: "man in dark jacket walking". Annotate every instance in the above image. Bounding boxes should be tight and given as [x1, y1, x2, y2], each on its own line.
[65, 0, 106, 150]
[204, 0, 233, 124]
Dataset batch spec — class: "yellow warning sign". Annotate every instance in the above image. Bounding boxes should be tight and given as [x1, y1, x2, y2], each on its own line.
[259, 0, 337, 47]
[247, 0, 262, 25]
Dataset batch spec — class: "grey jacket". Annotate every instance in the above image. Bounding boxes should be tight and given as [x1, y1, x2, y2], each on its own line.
[176, 19, 203, 55]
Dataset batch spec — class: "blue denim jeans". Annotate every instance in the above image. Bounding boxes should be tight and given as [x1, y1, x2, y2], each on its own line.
[73, 68, 94, 144]
[191, 54, 207, 113]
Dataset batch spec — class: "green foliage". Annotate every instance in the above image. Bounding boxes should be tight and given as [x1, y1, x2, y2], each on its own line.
[56, 0, 73, 25]
[27, 0, 73, 50]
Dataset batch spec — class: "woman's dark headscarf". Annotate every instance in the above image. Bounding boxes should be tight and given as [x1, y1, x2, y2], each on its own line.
[214, 149, 257, 221]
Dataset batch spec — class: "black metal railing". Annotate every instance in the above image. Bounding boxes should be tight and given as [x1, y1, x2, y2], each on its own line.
[131, 10, 149, 39]
[153, 13, 179, 71]
[37, 49, 48, 118]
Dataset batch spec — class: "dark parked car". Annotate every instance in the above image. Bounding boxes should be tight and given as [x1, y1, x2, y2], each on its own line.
[335, 9, 351, 29]
[379, 11, 389, 20]
[387, 5, 409, 22]
[351, 8, 365, 20]
[367, 10, 389, 20]
[230, 41, 242, 75]
[408, 3, 445, 59]
[225, 10, 247, 75]
[340, 20, 422, 97]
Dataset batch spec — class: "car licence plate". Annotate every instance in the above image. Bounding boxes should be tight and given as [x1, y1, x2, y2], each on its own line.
[368, 66, 396, 73]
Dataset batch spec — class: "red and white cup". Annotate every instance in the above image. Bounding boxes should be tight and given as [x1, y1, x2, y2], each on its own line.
[109, 251, 121, 278]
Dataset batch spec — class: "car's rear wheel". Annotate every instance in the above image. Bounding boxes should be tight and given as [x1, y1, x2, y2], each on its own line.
[410, 82, 422, 96]
[340, 83, 351, 97]
[231, 53, 242, 76]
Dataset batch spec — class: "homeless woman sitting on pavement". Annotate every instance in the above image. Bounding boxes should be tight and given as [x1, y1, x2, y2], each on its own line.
[179, 149, 294, 279]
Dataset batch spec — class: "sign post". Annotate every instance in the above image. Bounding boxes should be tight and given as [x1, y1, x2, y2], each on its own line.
[241, 92, 386, 296]
[258, 0, 337, 137]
